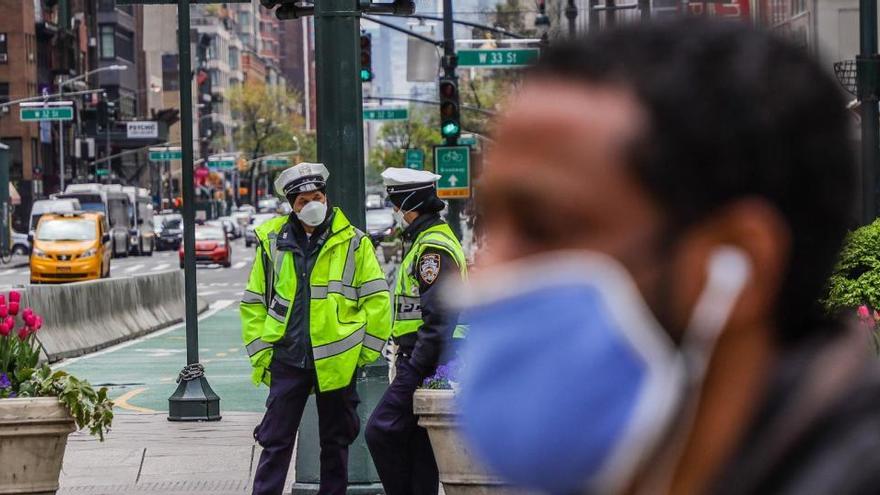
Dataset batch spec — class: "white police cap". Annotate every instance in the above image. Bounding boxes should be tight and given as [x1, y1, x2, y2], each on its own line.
[381, 167, 441, 193]
[274, 162, 330, 198]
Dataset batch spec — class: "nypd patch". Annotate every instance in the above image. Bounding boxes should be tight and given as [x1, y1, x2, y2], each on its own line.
[419, 254, 441, 285]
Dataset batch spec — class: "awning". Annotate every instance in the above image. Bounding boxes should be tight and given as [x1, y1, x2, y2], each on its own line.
[8, 183, 20, 206]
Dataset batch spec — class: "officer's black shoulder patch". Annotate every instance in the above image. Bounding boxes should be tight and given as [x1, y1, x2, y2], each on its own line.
[419, 253, 441, 285]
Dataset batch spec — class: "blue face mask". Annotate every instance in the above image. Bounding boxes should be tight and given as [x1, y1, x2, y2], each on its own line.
[454, 248, 750, 495]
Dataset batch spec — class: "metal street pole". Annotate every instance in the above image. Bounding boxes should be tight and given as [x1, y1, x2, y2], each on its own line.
[565, 0, 578, 37]
[443, 0, 463, 240]
[59, 120, 65, 192]
[168, 0, 221, 422]
[314, 0, 365, 228]
[0, 143, 9, 257]
[860, 0, 880, 223]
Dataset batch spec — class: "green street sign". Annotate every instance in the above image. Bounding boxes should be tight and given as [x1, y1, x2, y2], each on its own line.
[208, 159, 235, 170]
[459, 134, 477, 146]
[363, 108, 408, 121]
[96, 169, 110, 177]
[434, 146, 470, 199]
[457, 48, 540, 68]
[148, 149, 182, 161]
[405, 149, 424, 170]
[20, 107, 73, 122]
[265, 158, 289, 168]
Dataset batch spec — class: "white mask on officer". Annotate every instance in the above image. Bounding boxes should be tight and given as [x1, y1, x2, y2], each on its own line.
[296, 200, 327, 227]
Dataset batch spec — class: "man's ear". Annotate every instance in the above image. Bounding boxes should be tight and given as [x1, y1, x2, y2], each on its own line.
[671, 198, 791, 335]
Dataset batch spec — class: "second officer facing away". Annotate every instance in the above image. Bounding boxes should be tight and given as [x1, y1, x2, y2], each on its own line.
[240, 162, 391, 495]
[366, 167, 468, 495]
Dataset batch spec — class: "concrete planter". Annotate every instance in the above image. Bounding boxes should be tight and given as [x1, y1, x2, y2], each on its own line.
[0, 397, 76, 495]
[414, 389, 524, 495]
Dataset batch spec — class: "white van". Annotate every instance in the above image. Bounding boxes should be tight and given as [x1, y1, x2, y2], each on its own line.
[29, 198, 81, 233]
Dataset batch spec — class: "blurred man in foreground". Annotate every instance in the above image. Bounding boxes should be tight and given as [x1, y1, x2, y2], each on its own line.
[456, 20, 880, 495]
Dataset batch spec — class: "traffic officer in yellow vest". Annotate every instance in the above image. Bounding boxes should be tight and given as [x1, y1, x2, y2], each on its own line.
[366, 167, 468, 495]
[240, 162, 392, 495]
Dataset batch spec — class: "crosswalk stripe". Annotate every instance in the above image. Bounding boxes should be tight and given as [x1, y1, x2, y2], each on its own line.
[0, 269, 17, 276]
[151, 263, 170, 272]
[124, 264, 145, 273]
[17, 269, 29, 276]
[232, 261, 246, 270]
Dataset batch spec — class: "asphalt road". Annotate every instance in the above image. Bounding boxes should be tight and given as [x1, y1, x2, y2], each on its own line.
[0, 236, 256, 304]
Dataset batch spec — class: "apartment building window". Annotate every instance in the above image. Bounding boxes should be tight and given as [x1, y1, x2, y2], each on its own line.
[0, 83, 9, 109]
[209, 69, 221, 88]
[100, 25, 115, 59]
[162, 54, 179, 91]
[116, 28, 134, 62]
[791, 0, 806, 14]
[0, 34, 7, 64]
[229, 47, 239, 70]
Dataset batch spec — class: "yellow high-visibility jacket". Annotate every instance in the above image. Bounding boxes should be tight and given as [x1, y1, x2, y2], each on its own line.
[240, 208, 391, 391]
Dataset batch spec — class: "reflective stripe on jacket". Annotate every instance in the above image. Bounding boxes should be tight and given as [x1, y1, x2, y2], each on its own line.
[240, 207, 392, 391]
[392, 223, 468, 339]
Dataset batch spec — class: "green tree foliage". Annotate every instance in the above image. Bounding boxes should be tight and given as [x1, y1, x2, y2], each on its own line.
[367, 106, 441, 187]
[226, 83, 315, 202]
[825, 220, 880, 313]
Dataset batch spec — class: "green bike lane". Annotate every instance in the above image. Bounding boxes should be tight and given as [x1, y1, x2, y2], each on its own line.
[58, 301, 268, 414]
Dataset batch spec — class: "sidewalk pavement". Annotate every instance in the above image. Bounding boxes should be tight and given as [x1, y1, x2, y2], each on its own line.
[59, 412, 296, 494]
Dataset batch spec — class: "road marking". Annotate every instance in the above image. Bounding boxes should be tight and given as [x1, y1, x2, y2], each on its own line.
[17, 269, 29, 276]
[198, 290, 219, 296]
[0, 269, 17, 276]
[228, 348, 239, 353]
[151, 263, 170, 272]
[216, 352, 227, 357]
[56, 300, 236, 368]
[113, 387, 157, 414]
[124, 264, 145, 273]
[233, 261, 246, 269]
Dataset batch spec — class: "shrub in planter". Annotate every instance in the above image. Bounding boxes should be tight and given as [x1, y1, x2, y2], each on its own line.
[825, 220, 880, 351]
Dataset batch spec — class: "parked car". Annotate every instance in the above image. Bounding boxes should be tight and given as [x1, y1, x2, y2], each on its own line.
[11, 231, 31, 255]
[154, 214, 183, 251]
[245, 213, 277, 248]
[257, 197, 280, 213]
[179, 226, 231, 268]
[215, 216, 242, 238]
[366, 193, 384, 210]
[123, 186, 156, 256]
[230, 210, 253, 230]
[30, 212, 112, 284]
[366, 208, 395, 245]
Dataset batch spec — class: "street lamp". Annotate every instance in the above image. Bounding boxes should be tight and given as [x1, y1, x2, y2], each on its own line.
[56, 65, 128, 191]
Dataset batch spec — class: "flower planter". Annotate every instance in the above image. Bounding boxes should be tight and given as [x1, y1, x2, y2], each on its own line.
[0, 397, 75, 495]
[414, 389, 525, 495]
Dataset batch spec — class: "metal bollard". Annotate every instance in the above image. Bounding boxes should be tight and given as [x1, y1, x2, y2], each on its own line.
[291, 359, 388, 494]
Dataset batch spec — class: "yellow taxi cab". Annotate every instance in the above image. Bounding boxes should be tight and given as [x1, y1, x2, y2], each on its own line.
[30, 212, 112, 284]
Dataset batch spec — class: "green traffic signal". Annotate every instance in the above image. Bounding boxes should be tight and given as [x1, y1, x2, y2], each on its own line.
[360, 69, 373, 82]
[441, 120, 461, 138]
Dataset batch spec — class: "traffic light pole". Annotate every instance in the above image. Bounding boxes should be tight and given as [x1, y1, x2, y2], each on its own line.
[860, 0, 880, 223]
[315, 0, 366, 229]
[442, 0, 463, 240]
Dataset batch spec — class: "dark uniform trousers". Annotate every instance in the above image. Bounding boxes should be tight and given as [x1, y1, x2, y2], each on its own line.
[365, 357, 438, 495]
[252, 360, 360, 495]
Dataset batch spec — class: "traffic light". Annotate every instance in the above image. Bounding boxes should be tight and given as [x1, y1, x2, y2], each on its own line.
[360, 33, 373, 82]
[439, 76, 461, 141]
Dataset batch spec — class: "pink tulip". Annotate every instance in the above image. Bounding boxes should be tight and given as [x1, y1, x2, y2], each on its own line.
[34, 317, 42, 330]
[0, 295, 5, 306]
[858, 305, 871, 319]
[3, 317, 12, 329]
[8, 291, 20, 303]
[23, 314, 35, 327]
[17, 327, 28, 341]
[0, 322, 9, 337]
[8, 302, 18, 316]
[22, 308, 32, 318]
[0, 305, 6, 318]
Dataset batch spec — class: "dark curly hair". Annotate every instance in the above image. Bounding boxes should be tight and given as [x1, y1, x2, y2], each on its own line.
[532, 19, 857, 344]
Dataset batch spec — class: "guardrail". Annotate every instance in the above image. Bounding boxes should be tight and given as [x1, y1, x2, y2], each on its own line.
[22, 270, 207, 362]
